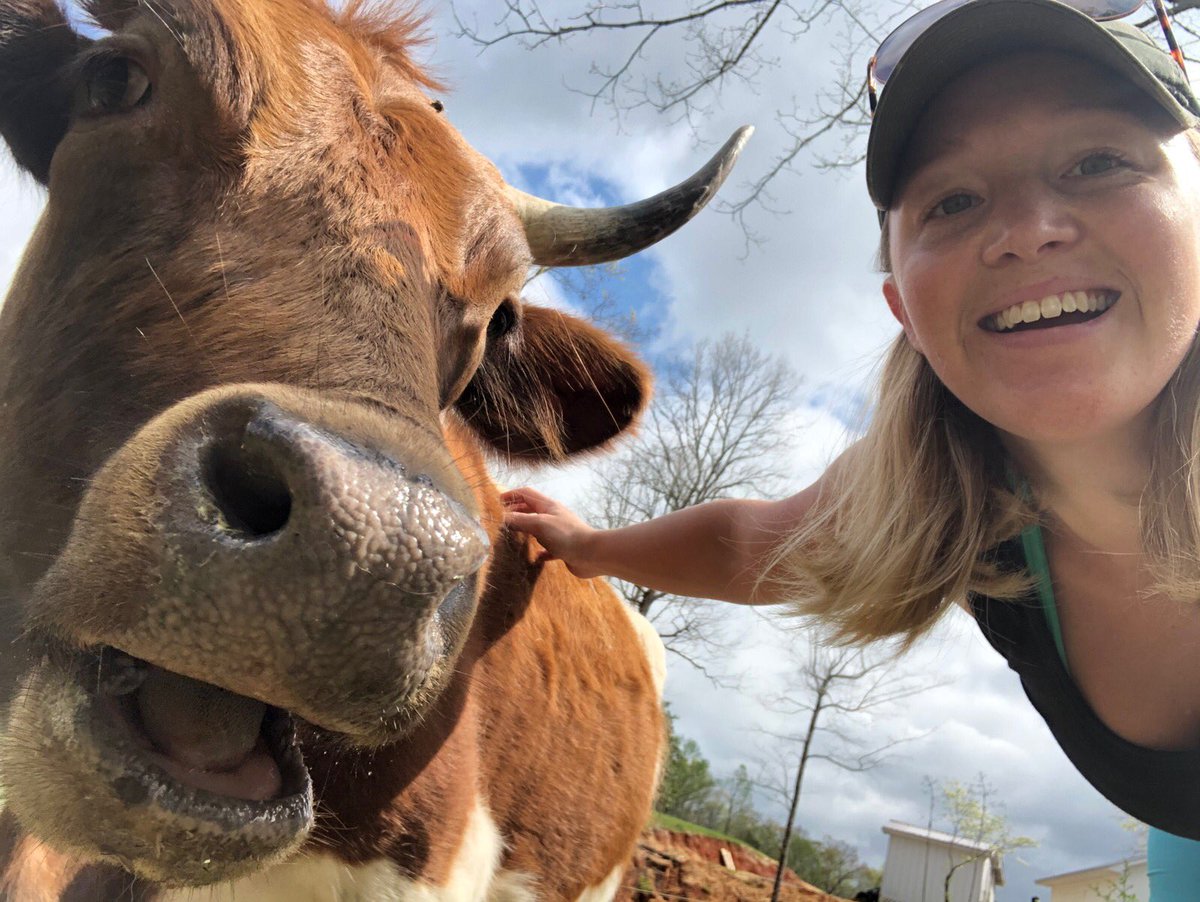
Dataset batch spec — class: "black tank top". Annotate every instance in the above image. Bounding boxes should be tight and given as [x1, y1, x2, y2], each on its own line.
[969, 538, 1200, 839]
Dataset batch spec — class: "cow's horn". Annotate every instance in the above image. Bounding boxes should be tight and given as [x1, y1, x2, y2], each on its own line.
[508, 126, 753, 268]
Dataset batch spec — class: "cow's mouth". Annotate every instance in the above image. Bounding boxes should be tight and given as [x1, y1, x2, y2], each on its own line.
[0, 640, 316, 885]
[87, 646, 311, 810]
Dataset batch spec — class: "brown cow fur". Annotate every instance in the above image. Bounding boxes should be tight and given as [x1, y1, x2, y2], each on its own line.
[0, 0, 665, 899]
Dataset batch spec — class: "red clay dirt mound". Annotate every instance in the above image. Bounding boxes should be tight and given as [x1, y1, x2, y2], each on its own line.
[616, 828, 853, 902]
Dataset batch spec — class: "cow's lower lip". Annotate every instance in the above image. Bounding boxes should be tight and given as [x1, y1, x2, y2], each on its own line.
[1, 638, 316, 885]
[82, 647, 312, 830]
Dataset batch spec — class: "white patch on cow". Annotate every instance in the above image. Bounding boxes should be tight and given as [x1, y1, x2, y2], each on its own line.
[572, 863, 625, 902]
[485, 869, 538, 902]
[617, 602, 666, 698]
[159, 797, 537, 902]
[613, 600, 669, 794]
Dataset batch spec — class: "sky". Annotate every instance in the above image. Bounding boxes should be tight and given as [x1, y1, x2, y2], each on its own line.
[0, 1, 1152, 899]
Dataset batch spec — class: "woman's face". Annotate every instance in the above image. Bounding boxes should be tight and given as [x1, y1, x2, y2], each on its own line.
[884, 52, 1200, 449]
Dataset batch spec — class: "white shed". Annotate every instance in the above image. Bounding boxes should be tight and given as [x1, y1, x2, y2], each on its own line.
[879, 820, 1004, 902]
[1034, 857, 1147, 902]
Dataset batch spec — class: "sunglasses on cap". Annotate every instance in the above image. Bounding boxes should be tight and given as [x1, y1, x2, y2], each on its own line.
[867, 0, 1187, 113]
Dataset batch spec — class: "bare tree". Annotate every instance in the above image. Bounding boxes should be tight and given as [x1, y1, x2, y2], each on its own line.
[759, 636, 936, 902]
[456, 0, 1200, 228]
[581, 331, 799, 677]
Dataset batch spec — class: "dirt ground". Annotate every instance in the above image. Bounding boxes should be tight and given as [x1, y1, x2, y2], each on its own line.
[615, 828, 855, 902]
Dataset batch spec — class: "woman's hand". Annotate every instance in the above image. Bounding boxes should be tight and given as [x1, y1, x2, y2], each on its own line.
[502, 486, 604, 578]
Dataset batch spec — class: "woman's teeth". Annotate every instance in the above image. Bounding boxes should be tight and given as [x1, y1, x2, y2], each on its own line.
[989, 290, 1116, 332]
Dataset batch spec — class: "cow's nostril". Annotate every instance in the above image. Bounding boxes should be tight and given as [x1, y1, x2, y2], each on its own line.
[202, 440, 293, 539]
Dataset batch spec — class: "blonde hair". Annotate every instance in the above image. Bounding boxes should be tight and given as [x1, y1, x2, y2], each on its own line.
[768, 130, 1200, 648]
[1144, 335, 1200, 599]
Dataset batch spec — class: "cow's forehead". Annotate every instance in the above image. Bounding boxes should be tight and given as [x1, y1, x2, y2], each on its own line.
[84, 0, 441, 130]
[80, 0, 531, 300]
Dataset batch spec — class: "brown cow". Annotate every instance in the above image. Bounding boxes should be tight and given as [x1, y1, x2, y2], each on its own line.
[0, 0, 750, 899]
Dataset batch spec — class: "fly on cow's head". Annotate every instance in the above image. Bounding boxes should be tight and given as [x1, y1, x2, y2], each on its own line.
[0, 0, 749, 890]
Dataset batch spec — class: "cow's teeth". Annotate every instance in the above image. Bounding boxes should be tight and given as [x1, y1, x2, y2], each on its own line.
[989, 291, 1115, 331]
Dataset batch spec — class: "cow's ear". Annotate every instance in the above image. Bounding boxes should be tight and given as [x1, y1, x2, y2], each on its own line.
[456, 304, 651, 462]
[0, 2, 87, 184]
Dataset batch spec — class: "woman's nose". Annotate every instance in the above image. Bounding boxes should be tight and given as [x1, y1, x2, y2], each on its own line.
[980, 187, 1081, 266]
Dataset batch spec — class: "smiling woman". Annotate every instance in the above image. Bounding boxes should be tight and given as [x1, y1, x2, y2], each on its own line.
[501, 1, 1200, 896]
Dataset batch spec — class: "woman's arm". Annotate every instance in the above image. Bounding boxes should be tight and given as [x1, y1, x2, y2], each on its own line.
[502, 478, 823, 606]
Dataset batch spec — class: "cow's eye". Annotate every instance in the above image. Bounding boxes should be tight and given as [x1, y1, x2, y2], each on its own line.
[487, 300, 518, 341]
[83, 56, 152, 115]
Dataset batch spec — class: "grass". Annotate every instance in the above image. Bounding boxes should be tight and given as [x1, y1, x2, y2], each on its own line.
[651, 812, 761, 855]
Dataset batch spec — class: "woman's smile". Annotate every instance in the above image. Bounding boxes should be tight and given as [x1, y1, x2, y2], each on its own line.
[982, 289, 1118, 333]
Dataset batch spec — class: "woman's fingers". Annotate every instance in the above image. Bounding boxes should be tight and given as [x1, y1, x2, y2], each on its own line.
[502, 486, 554, 512]
[501, 493, 603, 578]
[504, 510, 543, 535]
[503, 512, 561, 563]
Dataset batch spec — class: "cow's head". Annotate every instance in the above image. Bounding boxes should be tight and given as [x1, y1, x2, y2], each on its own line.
[0, 0, 748, 887]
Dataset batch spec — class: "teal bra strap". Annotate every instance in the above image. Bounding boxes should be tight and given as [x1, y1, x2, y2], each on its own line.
[1005, 462, 1070, 672]
[1020, 522, 1069, 673]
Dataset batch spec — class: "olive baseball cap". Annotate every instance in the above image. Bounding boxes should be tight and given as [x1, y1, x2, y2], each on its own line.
[866, 0, 1200, 211]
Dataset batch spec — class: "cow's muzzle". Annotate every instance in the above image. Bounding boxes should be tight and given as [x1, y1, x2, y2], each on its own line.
[3, 386, 489, 882]
[51, 388, 490, 736]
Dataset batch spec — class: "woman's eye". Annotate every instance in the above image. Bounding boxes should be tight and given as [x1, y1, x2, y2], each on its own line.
[82, 56, 152, 115]
[929, 192, 978, 219]
[1070, 153, 1127, 177]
